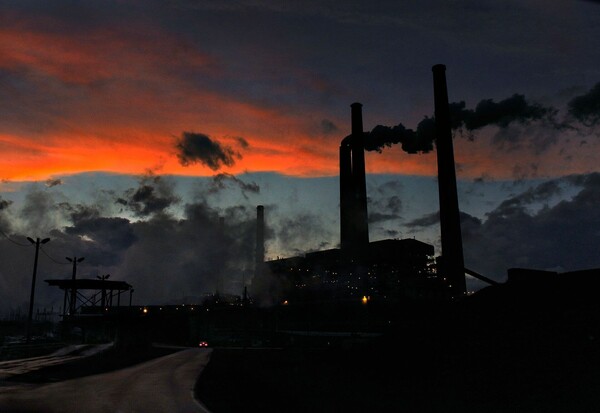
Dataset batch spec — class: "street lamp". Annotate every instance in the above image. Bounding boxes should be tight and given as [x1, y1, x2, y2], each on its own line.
[66, 256, 85, 315]
[26, 237, 50, 343]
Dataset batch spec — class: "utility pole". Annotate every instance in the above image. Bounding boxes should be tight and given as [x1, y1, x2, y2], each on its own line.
[66, 256, 85, 315]
[97, 274, 110, 309]
[26, 237, 50, 343]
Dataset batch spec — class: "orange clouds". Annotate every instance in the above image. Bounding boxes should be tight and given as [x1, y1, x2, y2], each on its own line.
[1, 15, 598, 183]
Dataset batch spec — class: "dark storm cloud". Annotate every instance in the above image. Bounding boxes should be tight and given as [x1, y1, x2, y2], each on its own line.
[64, 216, 137, 265]
[235, 136, 250, 149]
[0, 197, 13, 211]
[45, 178, 63, 187]
[365, 94, 557, 154]
[405, 211, 440, 228]
[568, 82, 600, 127]
[368, 195, 403, 223]
[208, 173, 260, 199]
[491, 180, 562, 215]
[176, 132, 240, 170]
[0, 197, 13, 233]
[121, 175, 180, 217]
[320, 119, 339, 135]
[367, 180, 404, 223]
[461, 173, 600, 281]
[58, 203, 100, 223]
[18, 187, 64, 235]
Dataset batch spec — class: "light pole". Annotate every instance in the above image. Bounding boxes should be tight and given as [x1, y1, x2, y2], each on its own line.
[26, 237, 50, 343]
[66, 256, 85, 315]
[97, 274, 110, 309]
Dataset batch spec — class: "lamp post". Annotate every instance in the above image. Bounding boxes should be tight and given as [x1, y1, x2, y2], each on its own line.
[97, 274, 110, 309]
[26, 237, 50, 343]
[66, 256, 85, 315]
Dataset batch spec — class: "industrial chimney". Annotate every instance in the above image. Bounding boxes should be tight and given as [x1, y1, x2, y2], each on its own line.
[255, 205, 265, 279]
[432, 64, 466, 297]
[339, 103, 369, 254]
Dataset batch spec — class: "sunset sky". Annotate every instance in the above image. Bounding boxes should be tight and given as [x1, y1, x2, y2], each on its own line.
[1, 1, 599, 311]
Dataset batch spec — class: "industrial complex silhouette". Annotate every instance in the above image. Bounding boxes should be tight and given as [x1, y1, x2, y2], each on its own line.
[26, 64, 597, 346]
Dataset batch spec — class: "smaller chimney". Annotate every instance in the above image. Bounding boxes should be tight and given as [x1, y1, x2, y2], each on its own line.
[255, 205, 265, 278]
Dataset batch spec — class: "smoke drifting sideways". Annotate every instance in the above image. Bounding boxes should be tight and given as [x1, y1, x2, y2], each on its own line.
[364, 93, 559, 154]
[0, 177, 263, 315]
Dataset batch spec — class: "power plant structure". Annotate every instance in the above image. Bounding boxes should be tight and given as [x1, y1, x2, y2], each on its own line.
[255, 65, 479, 304]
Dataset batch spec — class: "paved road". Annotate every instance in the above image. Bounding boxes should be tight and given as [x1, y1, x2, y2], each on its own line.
[0, 348, 212, 413]
[0, 343, 114, 380]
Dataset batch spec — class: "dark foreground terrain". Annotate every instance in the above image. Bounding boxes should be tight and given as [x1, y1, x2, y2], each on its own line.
[196, 284, 600, 413]
[3, 344, 179, 384]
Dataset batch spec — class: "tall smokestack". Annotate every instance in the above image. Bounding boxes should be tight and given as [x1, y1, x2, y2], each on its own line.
[350, 103, 369, 248]
[340, 139, 353, 251]
[255, 205, 265, 278]
[432, 64, 466, 297]
[340, 104, 370, 254]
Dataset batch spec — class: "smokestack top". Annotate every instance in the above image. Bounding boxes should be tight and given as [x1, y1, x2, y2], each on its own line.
[432, 64, 446, 73]
[351, 102, 363, 136]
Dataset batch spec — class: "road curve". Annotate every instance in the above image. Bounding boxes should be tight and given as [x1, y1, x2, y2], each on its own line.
[0, 348, 212, 413]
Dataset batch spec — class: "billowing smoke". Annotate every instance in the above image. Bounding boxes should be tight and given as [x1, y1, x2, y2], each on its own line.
[176, 132, 241, 170]
[0, 179, 264, 314]
[269, 210, 334, 257]
[450, 94, 555, 131]
[568, 82, 600, 127]
[365, 94, 556, 154]
[364, 118, 435, 154]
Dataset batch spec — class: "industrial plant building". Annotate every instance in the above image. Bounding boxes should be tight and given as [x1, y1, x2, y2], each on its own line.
[257, 100, 450, 304]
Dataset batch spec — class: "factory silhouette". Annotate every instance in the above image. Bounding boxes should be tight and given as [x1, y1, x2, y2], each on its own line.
[9, 65, 600, 351]
[254, 65, 479, 306]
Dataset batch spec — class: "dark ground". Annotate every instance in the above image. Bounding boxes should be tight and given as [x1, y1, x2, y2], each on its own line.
[196, 284, 600, 413]
[3, 344, 180, 384]
[4, 280, 600, 412]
